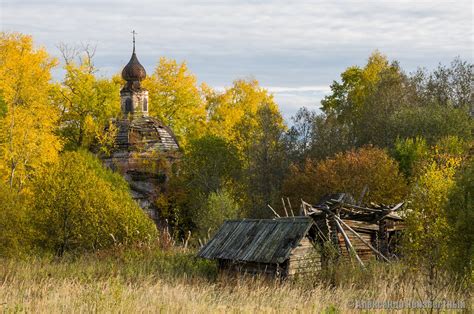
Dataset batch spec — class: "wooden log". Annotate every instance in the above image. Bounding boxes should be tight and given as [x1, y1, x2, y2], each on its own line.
[267, 204, 281, 218]
[336, 216, 391, 263]
[287, 197, 295, 217]
[335, 218, 365, 267]
[281, 198, 289, 217]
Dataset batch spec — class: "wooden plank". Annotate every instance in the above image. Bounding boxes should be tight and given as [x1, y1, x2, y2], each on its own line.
[336, 217, 391, 263]
[335, 218, 365, 267]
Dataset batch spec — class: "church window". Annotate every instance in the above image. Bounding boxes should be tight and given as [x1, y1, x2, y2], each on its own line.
[143, 98, 148, 111]
[125, 98, 133, 112]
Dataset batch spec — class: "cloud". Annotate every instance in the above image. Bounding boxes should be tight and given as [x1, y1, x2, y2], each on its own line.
[1, 0, 471, 120]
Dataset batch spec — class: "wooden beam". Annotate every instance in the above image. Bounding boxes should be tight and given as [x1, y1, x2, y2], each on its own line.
[281, 198, 289, 217]
[287, 197, 295, 217]
[335, 216, 391, 263]
[335, 218, 365, 267]
[300, 199, 308, 215]
[267, 204, 281, 218]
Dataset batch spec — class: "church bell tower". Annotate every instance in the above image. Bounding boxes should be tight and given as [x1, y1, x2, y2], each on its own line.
[120, 30, 149, 118]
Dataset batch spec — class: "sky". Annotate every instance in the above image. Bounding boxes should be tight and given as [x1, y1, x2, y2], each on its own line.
[1, 0, 472, 119]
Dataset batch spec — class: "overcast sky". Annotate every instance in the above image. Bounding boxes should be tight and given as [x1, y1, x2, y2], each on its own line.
[1, 0, 472, 119]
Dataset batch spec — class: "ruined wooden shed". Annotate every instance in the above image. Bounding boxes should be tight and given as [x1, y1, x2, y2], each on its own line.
[197, 217, 321, 278]
[198, 193, 406, 277]
[303, 193, 405, 265]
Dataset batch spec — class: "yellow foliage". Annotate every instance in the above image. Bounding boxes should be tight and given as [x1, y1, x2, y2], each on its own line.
[0, 32, 61, 189]
[206, 79, 284, 150]
[143, 57, 207, 148]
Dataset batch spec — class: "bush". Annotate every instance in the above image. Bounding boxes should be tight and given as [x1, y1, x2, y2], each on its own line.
[32, 150, 157, 255]
[0, 182, 32, 257]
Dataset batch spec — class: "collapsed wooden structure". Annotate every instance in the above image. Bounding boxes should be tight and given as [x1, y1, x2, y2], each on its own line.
[197, 193, 405, 278]
[305, 193, 404, 266]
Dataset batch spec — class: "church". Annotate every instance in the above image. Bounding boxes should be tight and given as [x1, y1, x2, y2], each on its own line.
[102, 34, 180, 222]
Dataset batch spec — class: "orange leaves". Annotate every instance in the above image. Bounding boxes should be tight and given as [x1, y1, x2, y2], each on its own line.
[284, 146, 408, 205]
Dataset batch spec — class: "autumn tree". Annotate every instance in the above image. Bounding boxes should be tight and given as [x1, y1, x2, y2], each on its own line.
[0, 32, 61, 190]
[206, 79, 277, 145]
[52, 44, 121, 150]
[318, 51, 472, 152]
[445, 157, 474, 277]
[283, 146, 407, 205]
[393, 137, 429, 179]
[238, 104, 288, 217]
[401, 152, 464, 301]
[143, 57, 207, 147]
[157, 135, 242, 233]
[33, 150, 157, 255]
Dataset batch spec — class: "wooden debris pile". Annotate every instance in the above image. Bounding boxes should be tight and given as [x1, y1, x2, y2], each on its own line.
[303, 193, 405, 266]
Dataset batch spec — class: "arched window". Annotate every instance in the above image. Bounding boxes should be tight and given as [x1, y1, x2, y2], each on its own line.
[125, 98, 132, 113]
[143, 98, 148, 112]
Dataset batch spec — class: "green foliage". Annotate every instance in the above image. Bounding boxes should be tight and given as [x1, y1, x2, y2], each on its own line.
[0, 181, 31, 257]
[445, 157, 474, 276]
[195, 189, 239, 237]
[393, 137, 429, 179]
[182, 135, 241, 196]
[160, 135, 242, 233]
[32, 150, 157, 255]
[388, 104, 472, 145]
[238, 104, 288, 217]
[401, 153, 463, 289]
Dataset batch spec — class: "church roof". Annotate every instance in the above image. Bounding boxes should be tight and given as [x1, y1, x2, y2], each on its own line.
[122, 51, 146, 82]
[113, 116, 179, 153]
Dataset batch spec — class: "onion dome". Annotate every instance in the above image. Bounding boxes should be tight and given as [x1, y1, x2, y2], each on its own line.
[121, 51, 146, 82]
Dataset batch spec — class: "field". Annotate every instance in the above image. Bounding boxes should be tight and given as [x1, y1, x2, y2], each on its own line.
[1, 245, 470, 313]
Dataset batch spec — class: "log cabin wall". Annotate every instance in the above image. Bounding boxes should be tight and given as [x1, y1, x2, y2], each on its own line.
[287, 237, 322, 276]
[218, 260, 283, 277]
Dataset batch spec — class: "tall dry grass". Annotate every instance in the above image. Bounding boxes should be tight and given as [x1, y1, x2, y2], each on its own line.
[0, 247, 470, 313]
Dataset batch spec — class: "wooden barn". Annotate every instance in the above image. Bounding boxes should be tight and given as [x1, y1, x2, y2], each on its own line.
[198, 193, 405, 278]
[197, 217, 321, 278]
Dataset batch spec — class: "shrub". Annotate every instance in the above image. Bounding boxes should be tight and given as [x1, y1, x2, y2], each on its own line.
[0, 182, 32, 257]
[32, 150, 157, 255]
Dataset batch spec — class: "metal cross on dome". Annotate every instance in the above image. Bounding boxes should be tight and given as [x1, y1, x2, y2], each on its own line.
[132, 30, 137, 52]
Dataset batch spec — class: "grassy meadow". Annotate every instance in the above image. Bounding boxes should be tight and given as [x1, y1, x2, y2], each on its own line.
[1, 244, 470, 313]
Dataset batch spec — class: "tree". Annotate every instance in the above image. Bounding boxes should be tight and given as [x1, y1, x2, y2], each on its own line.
[206, 79, 277, 147]
[181, 135, 242, 196]
[52, 44, 121, 150]
[402, 153, 463, 301]
[158, 135, 242, 232]
[143, 57, 207, 148]
[283, 146, 408, 205]
[393, 137, 429, 179]
[238, 104, 288, 217]
[285, 107, 318, 163]
[388, 104, 472, 146]
[321, 51, 395, 128]
[0, 32, 61, 190]
[33, 150, 157, 255]
[195, 189, 240, 237]
[445, 157, 474, 277]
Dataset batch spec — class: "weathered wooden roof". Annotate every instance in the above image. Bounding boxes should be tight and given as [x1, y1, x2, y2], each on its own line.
[198, 217, 313, 264]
